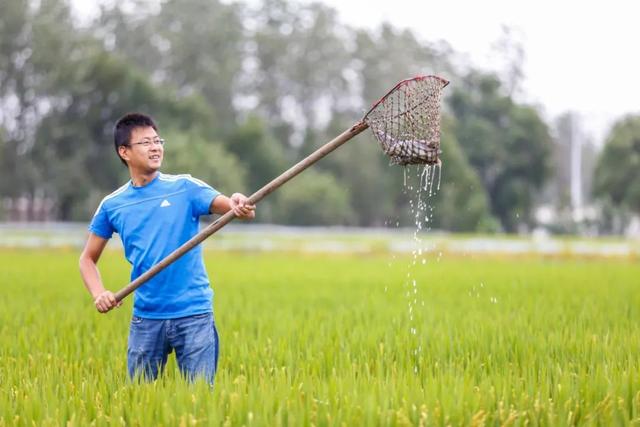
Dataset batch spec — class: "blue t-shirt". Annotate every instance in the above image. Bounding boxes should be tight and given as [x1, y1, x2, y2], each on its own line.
[89, 172, 220, 319]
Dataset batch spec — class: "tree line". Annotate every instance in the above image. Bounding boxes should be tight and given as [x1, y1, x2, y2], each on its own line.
[1, 0, 637, 233]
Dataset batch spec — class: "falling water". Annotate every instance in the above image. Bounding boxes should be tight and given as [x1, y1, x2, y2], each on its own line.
[399, 163, 441, 374]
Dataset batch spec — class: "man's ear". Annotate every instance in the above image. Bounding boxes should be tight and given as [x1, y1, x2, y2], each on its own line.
[118, 145, 130, 163]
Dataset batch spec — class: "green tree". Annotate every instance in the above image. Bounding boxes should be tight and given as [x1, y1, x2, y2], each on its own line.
[245, 0, 353, 150]
[0, 0, 89, 208]
[0, 0, 57, 199]
[161, 130, 247, 197]
[96, 0, 245, 131]
[449, 72, 552, 231]
[272, 169, 355, 226]
[354, 24, 453, 109]
[593, 115, 640, 214]
[431, 119, 497, 232]
[226, 115, 289, 191]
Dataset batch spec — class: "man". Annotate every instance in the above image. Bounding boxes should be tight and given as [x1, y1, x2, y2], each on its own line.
[79, 112, 255, 384]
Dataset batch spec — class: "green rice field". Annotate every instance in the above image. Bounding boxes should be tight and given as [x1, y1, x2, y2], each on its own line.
[1, 248, 640, 426]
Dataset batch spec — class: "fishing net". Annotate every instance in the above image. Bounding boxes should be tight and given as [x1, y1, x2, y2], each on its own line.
[363, 75, 449, 166]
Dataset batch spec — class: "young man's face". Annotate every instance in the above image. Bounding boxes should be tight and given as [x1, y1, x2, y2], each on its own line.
[119, 126, 164, 172]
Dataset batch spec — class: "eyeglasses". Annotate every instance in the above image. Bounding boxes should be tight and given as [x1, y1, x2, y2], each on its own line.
[128, 138, 165, 148]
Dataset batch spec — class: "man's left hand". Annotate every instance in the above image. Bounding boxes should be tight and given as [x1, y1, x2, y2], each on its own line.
[229, 193, 256, 219]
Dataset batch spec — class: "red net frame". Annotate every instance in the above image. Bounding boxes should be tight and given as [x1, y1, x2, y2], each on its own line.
[363, 75, 449, 165]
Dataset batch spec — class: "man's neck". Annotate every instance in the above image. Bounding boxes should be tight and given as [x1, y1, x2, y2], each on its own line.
[130, 170, 159, 187]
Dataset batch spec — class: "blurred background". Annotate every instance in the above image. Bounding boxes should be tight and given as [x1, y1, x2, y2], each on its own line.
[1, 0, 639, 239]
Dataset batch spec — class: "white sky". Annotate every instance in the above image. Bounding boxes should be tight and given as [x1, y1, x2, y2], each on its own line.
[72, 0, 640, 145]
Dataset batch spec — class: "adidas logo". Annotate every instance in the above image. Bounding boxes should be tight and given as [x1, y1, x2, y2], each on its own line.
[160, 199, 171, 207]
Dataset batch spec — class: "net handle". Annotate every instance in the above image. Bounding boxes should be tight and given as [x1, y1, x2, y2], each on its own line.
[362, 75, 450, 121]
[114, 121, 369, 302]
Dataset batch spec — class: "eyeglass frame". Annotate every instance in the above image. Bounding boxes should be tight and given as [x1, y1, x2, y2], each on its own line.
[126, 138, 165, 148]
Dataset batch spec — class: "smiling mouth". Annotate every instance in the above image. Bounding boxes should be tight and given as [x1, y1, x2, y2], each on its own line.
[150, 155, 161, 160]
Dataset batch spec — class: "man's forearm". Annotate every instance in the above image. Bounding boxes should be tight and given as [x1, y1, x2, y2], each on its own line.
[210, 194, 232, 215]
[79, 257, 106, 299]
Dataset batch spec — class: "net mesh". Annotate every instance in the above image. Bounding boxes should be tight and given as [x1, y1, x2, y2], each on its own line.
[363, 75, 449, 166]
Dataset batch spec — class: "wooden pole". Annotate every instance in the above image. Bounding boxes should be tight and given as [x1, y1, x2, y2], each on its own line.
[114, 120, 369, 302]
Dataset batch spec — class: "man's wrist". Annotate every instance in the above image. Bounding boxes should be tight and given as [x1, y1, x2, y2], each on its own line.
[91, 288, 106, 299]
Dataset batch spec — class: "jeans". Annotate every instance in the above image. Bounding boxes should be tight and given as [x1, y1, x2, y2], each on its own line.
[127, 312, 219, 385]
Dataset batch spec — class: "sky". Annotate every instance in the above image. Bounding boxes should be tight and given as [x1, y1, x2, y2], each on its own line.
[72, 0, 640, 146]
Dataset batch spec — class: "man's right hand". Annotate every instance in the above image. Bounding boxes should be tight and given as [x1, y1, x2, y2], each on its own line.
[94, 290, 122, 313]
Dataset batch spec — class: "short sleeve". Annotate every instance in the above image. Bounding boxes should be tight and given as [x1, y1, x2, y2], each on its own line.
[189, 176, 220, 217]
[88, 203, 115, 239]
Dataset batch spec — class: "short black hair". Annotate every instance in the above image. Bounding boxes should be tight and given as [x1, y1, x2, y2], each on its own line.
[113, 113, 158, 165]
